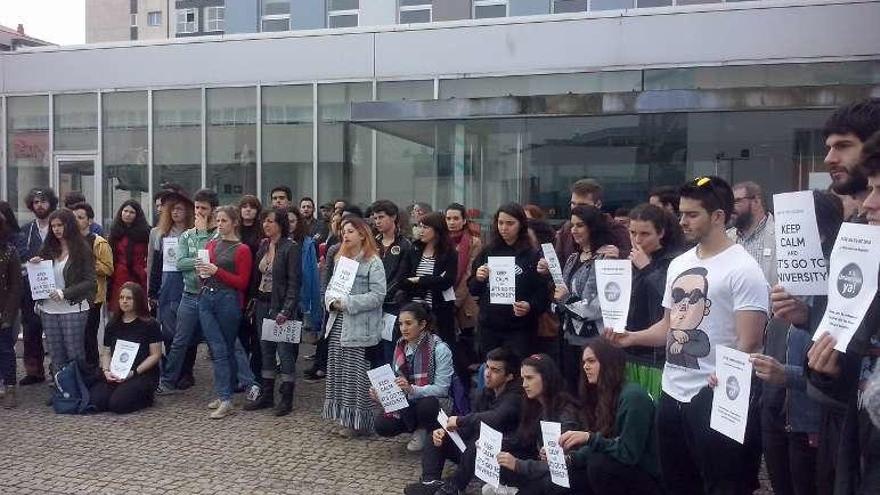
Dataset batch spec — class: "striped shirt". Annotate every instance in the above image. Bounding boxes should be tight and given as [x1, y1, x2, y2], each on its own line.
[411, 256, 436, 308]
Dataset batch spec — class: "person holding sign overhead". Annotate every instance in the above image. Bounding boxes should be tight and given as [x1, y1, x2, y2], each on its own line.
[372, 303, 453, 451]
[557, 338, 661, 495]
[469, 204, 548, 361]
[323, 216, 387, 437]
[30, 208, 97, 378]
[493, 354, 581, 494]
[624, 203, 685, 399]
[244, 208, 302, 416]
[396, 212, 458, 348]
[539, 205, 617, 393]
[89, 282, 162, 414]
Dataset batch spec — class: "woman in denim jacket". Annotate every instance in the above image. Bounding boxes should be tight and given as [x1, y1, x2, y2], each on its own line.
[322, 216, 386, 437]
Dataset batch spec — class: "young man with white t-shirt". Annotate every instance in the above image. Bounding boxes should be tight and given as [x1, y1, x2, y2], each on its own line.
[610, 176, 769, 494]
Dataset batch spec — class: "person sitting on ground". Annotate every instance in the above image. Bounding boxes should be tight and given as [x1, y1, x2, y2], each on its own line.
[404, 347, 523, 495]
[557, 338, 661, 495]
[494, 354, 581, 494]
[90, 282, 162, 414]
[372, 303, 453, 451]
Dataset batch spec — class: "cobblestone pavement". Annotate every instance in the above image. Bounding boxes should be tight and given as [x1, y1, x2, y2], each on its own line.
[1, 344, 773, 495]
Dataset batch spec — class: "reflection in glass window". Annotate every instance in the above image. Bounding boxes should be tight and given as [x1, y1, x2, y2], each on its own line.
[399, 0, 431, 24]
[591, 0, 634, 10]
[153, 89, 202, 204]
[440, 72, 642, 99]
[553, 0, 587, 13]
[635, 0, 672, 6]
[473, 0, 507, 19]
[207, 87, 257, 205]
[261, 0, 290, 32]
[103, 91, 148, 226]
[6, 96, 50, 223]
[205, 6, 225, 32]
[262, 85, 314, 202]
[54, 93, 98, 151]
[328, 0, 359, 28]
[318, 82, 372, 208]
[176, 8, 198, 34]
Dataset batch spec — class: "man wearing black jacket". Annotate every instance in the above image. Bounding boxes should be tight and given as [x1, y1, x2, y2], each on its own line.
[405, 347, 523, 495]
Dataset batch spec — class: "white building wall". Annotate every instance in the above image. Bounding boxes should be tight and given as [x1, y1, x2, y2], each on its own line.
[359, 0, 398, 26]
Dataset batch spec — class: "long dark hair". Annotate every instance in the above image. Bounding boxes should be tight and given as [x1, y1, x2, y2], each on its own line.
[628, 203, 684, 253]
[517, 353, 578, 446]
[109, 200, 151, 280]
[261, 207, 291, 240]
[579, 338, 627, 437]
[0, 201, 21, 234]
[416, 211, 453, 258]
[38, 209, 92, 264]
[486, 203, 531, 253]
[399, 302, 434, 333]
[0, 209, 11, 246]
[109, 281, 152, 326]
[570, 205, 615, 253]
[285, 205, 305, 242]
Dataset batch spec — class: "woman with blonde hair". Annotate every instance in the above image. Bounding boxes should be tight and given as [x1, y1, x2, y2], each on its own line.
[322, 216, 386, 437]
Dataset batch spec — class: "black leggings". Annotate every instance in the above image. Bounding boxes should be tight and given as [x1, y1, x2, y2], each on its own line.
[374, 396, 441, 437]
[89, 372, 158, 414]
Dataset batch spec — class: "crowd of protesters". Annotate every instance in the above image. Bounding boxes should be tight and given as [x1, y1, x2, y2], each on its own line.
[0, 98, 879, 495]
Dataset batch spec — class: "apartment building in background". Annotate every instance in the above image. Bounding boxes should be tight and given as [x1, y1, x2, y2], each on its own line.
[86, 0, 172, 42]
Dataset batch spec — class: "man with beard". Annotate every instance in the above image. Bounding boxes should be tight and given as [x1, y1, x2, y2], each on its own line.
[18, 187, 59, 385]
[824, 98, 880, 222]
[729, 181, 776, 285]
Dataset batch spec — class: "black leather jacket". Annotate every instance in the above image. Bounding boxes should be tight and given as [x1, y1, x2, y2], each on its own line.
[250, 237, 301, 319]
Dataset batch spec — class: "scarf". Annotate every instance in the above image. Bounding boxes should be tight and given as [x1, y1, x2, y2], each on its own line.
[449, 230, 471, 286]
[393, 332, 438, 387]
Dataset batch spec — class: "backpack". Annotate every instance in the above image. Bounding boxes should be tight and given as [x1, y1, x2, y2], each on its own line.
[450, 373, 472, 416]
[51, 361, 95, 415]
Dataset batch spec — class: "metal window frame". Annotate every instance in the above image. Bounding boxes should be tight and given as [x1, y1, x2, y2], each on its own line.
[473, 0, 509, 18]
[176, 8, 199, 34]
[260, 14, 291, 31]
[147, 11, 162, 27]
[327, 9, 360, 28]
[398, 2, 432, 24]
[205, 6, 225, 32]
[0, 96, 6, 202]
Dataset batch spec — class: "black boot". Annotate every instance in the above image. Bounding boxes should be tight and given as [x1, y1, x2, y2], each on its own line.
[274, 381, 294, 416]
[244, 378, 274, 411]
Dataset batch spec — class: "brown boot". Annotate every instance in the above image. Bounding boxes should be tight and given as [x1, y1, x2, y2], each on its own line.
[2, 385, 16, 409]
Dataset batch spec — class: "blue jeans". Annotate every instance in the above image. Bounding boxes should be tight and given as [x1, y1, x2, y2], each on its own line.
[160, 292, 202, 388]
[158, 271, 185, 346]
[198, 288, 242, 401]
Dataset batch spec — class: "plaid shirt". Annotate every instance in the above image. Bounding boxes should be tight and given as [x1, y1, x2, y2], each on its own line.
[729, 214, 777, 286]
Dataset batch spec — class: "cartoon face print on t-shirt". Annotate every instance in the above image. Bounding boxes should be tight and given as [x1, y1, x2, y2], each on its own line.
[667, 267, 712, 369]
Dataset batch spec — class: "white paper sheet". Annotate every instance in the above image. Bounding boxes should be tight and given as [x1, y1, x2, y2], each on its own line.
[474, 422, 502, 489]
[382, 313, 397, 342]
[26, 260, 56, 300]
[541, 243, 565, 287]
[488, 256, 516, 305]
[367, 364, 409, 413]
[109, 339, 140, 380]
[540, 421, 570, 488]
[595, 259, 632, 333]
[260, 318, 303, 344]
[773, 191, 827, 295]
[710, 346, 754, 444]
[437, 409, 467, 453]
[162, 237, 180, 272]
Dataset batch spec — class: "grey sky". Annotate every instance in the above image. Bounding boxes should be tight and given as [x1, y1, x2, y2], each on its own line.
[0, 0, 86, 46]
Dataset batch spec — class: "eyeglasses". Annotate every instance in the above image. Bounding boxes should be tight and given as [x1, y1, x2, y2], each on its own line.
[671, 287, 706, 304]
[733, 195, 755, 205]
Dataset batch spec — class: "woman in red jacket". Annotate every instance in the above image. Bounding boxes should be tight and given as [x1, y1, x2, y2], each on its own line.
[108, 200, 150, 314]
[196, 205, 253, 419]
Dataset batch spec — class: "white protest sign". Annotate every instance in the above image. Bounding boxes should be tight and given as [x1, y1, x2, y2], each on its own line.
[442, 286, 456, 302]
[773, 191, 827, 295]
[437, 409, 467, 453]
[541, 243, 565, 287]
[109, 339, 140, 380]
[710, 346, 754, 444]
[814, 223, 880, 352]
[197, 249, 211, 278]
[324, 256, 360, 337]
[260, 318, 303, 344]
[162, 237, 180, 272]
[488, 256, 516, 305]
[26, 260, 56, 300]
[595, 259, 632, 333]
[367, 364, 409, 413]
[382, 313, 397, 342]
[540, 421, 570, 488]
[474, 422, 502, 489]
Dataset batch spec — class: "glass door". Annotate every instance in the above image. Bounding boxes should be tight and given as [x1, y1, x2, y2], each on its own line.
[53, 154, 99, 220]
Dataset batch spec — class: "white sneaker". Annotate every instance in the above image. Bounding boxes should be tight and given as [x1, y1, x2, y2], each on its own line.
[207, 398, 221, 409]
[482, 485, 518, 495]
[406, 429, 426, 452]
[209, 400, 235, 419]
[245, 384, 261, 402]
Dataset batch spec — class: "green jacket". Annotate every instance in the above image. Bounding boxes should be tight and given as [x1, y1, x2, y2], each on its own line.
[177, 226, 217, 294]
[570, 382, 660, 478]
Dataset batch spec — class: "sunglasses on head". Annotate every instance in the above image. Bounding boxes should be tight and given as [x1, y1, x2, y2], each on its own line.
[671, 287, 706, 304]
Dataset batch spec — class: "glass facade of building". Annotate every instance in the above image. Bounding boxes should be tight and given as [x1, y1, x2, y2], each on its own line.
[3, 60, 879, 225]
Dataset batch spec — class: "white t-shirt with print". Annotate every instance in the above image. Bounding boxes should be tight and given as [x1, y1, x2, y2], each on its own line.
[661, 243, 769, 403]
